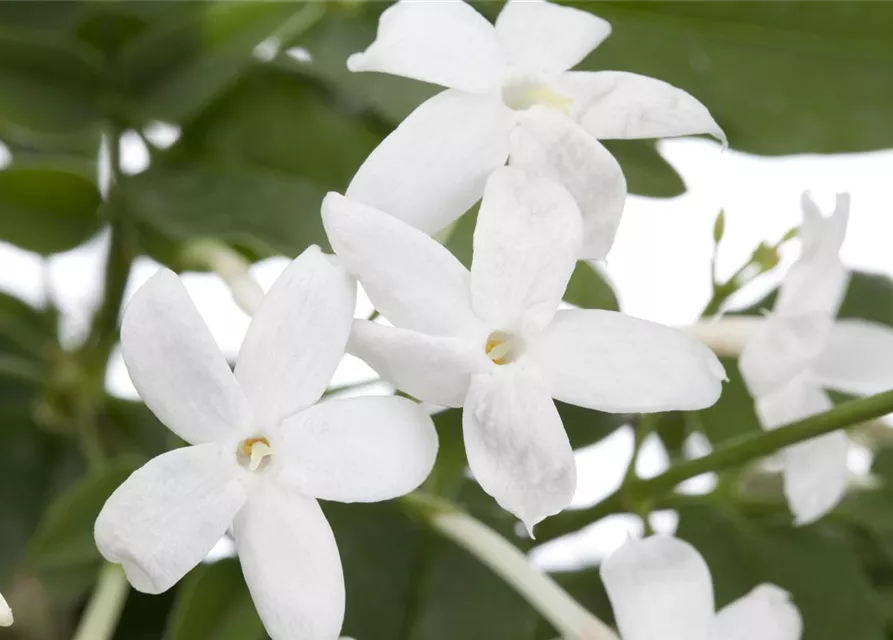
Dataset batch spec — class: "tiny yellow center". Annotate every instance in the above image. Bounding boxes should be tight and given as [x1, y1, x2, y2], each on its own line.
[238, 437, 273, 472]
[503, 82, 573, 114]
[485, 331, 516, 365]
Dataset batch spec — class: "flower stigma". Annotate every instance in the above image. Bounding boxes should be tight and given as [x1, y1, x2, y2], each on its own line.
[502, 81, 573, 114]
[238, 437, 273, 472]
[485, 331, 519, 365]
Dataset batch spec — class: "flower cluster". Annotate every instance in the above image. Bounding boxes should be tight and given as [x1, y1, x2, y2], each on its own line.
[90, 1, 839, 638]
[741, 193, 893, 524]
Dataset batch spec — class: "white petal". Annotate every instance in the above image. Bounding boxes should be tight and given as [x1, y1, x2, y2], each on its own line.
[347, 0, 504, 93]
[346, 89, 513, 236]
[739, 313, 834, 398]
[557, 71, 725, 143]
[813, 319, 893, 396]
[713, 584, 802, 640]
[799, 192, 849, 260]
[121, 270, 252, 444]
[233, 488, 344, 640]
[322, 192, 478, 336]
[0, 592, 11, 627]
[510, 109, 626, 260]
[463, 368, 575, 533]
[235, 247, 356, 426]
[348, 319, 486, 408]
[532, 309, 725, 413]
[495, 0, 611, 74]
[600, 535, 714, 640]
[275, 395, 439, 503]
[470, 167, 582, 333]
[94, 444, 245, 594]
[755, 376, 848, 524]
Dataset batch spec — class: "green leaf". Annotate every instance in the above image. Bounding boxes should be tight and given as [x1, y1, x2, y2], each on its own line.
[0, 165, 101, 254]
[0, 27, 101, 136]
[563, 261, 619, 311]
[574, 2, 893, 155]
[122, 161, 327, 263]
[119, 2, 300, 124]
[29, 457, 141, 570]
[601, 139, 684, 198]
[838, 272, 893, 326]
[677, 504, 886, 640]
[164, 559, 265, 640]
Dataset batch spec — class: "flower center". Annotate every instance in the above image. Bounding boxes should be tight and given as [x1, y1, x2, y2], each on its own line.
[485, 330, 519, 365]
[502, 81, 572, 114]
[237, 436, 273, 472]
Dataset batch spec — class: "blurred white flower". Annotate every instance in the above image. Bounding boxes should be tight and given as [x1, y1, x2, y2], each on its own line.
[346, 0, 724, 259]
[0, 591, 11, 627]
[740, 193, 893, 524]
[323, 167, 725, 533]
[602, 535, 802, 640]
[94, 247, 438, 640]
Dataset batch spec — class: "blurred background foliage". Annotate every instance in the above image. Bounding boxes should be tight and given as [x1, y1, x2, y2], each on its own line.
[0, 1, 892, 639]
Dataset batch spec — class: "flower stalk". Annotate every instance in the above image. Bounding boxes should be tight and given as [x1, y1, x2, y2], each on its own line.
[71, 564, 129, 640]
[402, 493, 619, 640]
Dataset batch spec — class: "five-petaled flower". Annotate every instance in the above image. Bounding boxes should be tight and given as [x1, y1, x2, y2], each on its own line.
[94, 247, 439, 639]
[323, 167, 726, 533]
[346, 0, 725, 260]
[0, 591, 11, 627]
[602, 535, 802, 640]
[740, 193, 893, 524]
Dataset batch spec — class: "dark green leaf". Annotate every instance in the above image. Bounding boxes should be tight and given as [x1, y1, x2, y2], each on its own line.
[564, 261, 619, 311]
[0, 27, 101, 136]
[119, 2, 299, 124]
[601, 139, 684, 198]
[0, 165, 101, 254]
[164, 559, 265, 640]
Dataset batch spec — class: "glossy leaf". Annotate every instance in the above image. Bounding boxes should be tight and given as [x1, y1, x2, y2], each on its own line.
[0, 165, 102, 255]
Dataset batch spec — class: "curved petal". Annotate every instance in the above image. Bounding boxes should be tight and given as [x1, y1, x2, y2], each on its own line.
[235, 247, 356, 426]
[813, 319, 893, 396]
[799, 192, 849, 260]
[532, 309, 725, 413]
[463, 368, 575, 533]
[121, 269, 252, 445]
[600, 535, 714, 640]
[275, 395, 438, 503]
[348, 320, 486, 408]
[470, 167, 582, 333]
[346, 89, 513, 236]
[495, 0, 611, 75]
[739, 313, 834, 398]
[94, 444, 246, 594]
[0, 592, 11, 627]
[775, 256, 848, 319]
[510, 109, 626, 260]
[755, 376, 848, 524]
[557, 71, 725, 144]
[322, 192, 478, 336]
[714, 584, 802, 640]
[347, 0, 504, 94]
[233, 489, 344, 640]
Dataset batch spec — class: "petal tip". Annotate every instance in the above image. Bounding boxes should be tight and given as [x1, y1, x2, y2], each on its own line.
[346, 52, 368, 72]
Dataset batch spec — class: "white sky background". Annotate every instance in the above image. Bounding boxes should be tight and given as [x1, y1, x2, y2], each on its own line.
[1, 135, 891, 570]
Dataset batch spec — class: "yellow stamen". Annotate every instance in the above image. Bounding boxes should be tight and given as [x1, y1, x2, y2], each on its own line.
[485, 331, 515, 365]
[522, 86, 573, 114]
[239, 437, 273, 471]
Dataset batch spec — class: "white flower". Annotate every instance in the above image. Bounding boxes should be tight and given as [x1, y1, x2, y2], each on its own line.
[346, 0, 724, 260]
[740, 193, 893, 524]
[322, 167, 725, 532]
[0, 591, 11, 627]
[94, 247, 439, 640]
[602, 535, 802, 640]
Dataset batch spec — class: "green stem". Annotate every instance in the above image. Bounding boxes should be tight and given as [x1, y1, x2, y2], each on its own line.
[72, 564, 129, 640]
[401, 494, 619, 640]
[536, 388, 893, 542]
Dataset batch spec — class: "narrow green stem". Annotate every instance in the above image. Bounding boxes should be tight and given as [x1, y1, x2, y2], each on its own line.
[72, 564, 129, 640]
[401, 494, 619, 640]
[536, 388, 893, 541]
